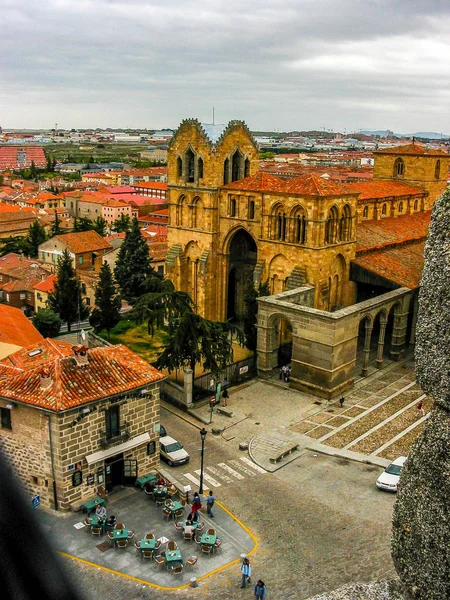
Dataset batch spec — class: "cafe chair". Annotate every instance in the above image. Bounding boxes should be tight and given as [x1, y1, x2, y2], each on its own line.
[186, 555, 198, 570]
[153, 554, 165, 570]
[127, 530, 135, 539]
[142, 550, 153, 561]
[193, 534, 202, 545]
[163, 507, 171, 521]
[116, 539, 128, 551]
[214, 538, 222, 553]
[180, 498, 186, 507]
[174, 509, 184, 520]
[155, 497, 164, 506]
[172, 565, 184, 576]
[91, 526, 101, 537]
[196, 522, 205, 533]
[145, 533, 155, 539]
[133, 539, 141, 552]
[154, 539, 162, 552]
[115, 522, 125, 530]
[107, 531, 115, 547]
[201, 544, 212, 555]
[207, 528, 215, 535]
[173, 522, 182, 532]
[106, 516, 117, 531]
[164, 498, 172, 506]
[96, 485, 108, 502]
[167, 540, 178, 551]
[83, 516, 91, 527]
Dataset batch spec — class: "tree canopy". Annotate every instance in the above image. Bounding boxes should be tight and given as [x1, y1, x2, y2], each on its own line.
[112, 213, 131, 233]
[26, 220, 47, 258]
[90, 262, 122, 339]
[32, 308, 61, 338]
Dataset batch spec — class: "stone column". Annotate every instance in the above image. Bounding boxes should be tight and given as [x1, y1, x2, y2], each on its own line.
[184, 369, 193, 408]
[409, 293, 419, 345]
[390, 306, 409, 361]
[375, 317, 387, 369]
[361, 322, 372, 376]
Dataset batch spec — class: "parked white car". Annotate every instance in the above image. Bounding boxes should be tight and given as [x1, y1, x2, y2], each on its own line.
[376, 456, 407, 492]
[160, 435, 190, 467]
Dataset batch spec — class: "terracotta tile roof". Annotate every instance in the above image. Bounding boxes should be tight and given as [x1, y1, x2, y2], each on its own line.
[98, 185, 136, 195]
[352, 241, 425, 289]
[131, 182, 168, 190]
[0, 261, 52, 293]
[0, 341, 165, 411]
[357, 211, 431, 253]
[375, 143, 448, 157]
[33, 274, 57, 293]
[347, 180, 424, 200]
[0, 146, 46, 169]
[54, 230, 112, 254]
[224, 172, 286, 192]
[0, 305, 44, 347]
[0, 202, 35, 214]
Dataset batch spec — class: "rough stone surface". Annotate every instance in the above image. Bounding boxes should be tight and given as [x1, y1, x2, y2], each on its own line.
[391, 189, 450, 599]
[306, 579, 404, 600]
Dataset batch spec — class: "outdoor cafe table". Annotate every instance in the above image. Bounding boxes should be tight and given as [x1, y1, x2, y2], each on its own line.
[154, 486, 168, 499]
[112, 528, 129, 541]
[89, 515, 106, 533]
[164, 549, 183, 567]
[181, 520, 199, 532]
[81, 497, 106, 515]
[200, 532, 217, 546]
[140, 538, 156, 552]
[167, 500, 184, 518]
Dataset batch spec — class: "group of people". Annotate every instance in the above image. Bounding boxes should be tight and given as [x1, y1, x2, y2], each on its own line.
[241, 557, 267, 598]
[280, 364, 291, 382]
[186, 490, 216, 521]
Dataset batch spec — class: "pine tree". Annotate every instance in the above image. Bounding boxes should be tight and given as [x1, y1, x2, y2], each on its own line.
[48, 250, 90, 332]
[114, 216, 155, 303]
[26, 220, 47, 258]
[93, 216, 107, 237]
[112, 213, 131, 233]
[30, 161, 37, 179]
[73, 217, 94, 232]
[90, 262, 121, 340]
[50, 211, 63, 237]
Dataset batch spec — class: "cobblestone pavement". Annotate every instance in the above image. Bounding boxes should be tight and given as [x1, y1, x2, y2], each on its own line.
[60, 406, 397, 600]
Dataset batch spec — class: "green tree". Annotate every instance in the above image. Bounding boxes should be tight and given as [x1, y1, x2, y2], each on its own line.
[92, 216, 108, 237]
[50, 211, 64, 237]
[73, 216, 94, 232]
[0, 235, 29, 257]
[30, 161, 38, 179]
[243, 279, 270, 351]
[48, 249, 90, 332]
[132, 288, 244, 376]
[90, 262, 121, 340]
[26, 220, 47, 258]
[112, 213, 131, 233]
[32, 308, 61, 338]
[114, 216, 155, 303]
[0, 175, 4, 186]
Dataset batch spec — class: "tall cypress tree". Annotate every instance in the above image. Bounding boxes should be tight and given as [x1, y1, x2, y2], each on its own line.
[26, 220, 47, 258]
[90, 262, 121, 340]
[114, 216, 155, 303]
[50, 211, 63, 237]
[48, 250, 89, 332]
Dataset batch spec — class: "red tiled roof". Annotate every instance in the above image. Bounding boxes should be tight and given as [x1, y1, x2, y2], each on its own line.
[352, 241, 425, 289]
[98, 186, 136, 194]
[0, 146, 47, 170]
[0, 305, 44, 347]
[131, 182, 168, 190]
[53, 230, 112, 254]
[357, 211, 431, 253]
[0, 341, 165, 411]
[375, 143, 448, 157]
[33, 274, 57, 293]
[347, 181, 424, 201]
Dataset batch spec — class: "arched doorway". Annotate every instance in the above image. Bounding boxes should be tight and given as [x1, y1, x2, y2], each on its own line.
[226, 229, 257, 321]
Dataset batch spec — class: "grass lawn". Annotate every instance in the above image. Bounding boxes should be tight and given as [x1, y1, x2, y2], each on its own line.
[97, 319, 253, 381]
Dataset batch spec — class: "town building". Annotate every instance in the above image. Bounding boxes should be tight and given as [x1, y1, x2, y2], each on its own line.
[38, 230, 112, 273]
[165, 119, 449, 398]
[0, 253, 52, 314]
[0, 340, 165, 510]
[0, 203, 39, 239]
[0, 146, 46, 171]
[0, 305, 44, 359]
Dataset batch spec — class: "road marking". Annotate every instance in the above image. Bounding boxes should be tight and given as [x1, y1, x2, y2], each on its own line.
[182, 472, 209, 491]
[218, 462, 245, 480]
[193, 469, 221, 487]
[229, 459, 256, 477]
[239, 457, 267, 474]
[206, 466, 234, 484]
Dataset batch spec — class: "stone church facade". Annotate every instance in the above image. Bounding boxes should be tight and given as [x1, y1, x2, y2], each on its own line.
[166, 119, 449, 398]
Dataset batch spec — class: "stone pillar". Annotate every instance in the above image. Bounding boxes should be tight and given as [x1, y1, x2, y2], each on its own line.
[184, 369, 193, 408]
[409, 293, 419, 345]
[375, 317, 387, 369]
[361, 322, 372, 376]
[390, 306, 409, 361]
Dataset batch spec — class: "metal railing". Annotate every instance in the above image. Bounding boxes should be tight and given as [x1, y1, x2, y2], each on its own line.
[193, 356, 256, 402]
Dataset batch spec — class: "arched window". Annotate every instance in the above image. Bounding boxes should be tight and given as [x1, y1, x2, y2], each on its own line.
[177, 156, 182, 178]
[276, 212, 287, 241]
[414, 199, 418, 210]
[231, 150, 243, 182]
[191, 197, 201, 228]
[382, 203, 387, 216]
[435, 159, 441, 180]
[198, 157, 203, 179]
[229, 197, 237, 217]
[394, 157, 404, 177]
[292, 207, 307, 244]
[398, 201, 403, 214]
[176, 195, 186, 226]
[244, 158, 250, 178]
[363, 205, 368, 219]
[223, 158, 230, 185]
[248, 199, 255, 220]
[339, 205, 351, 241]
[325, 206, 339, 244]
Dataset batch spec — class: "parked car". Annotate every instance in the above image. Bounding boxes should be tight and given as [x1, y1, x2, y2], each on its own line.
[160, 435, 190, 467]
[376, 456, 407, 492]
[160, 424, 167, 437]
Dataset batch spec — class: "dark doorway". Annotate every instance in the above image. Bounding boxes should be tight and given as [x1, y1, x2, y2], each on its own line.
[105, 454, 124, 492]
[226, 229, 257, 322]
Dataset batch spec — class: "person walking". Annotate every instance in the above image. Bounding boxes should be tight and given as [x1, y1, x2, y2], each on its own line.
[417, 399, 425, 416]
[206, 490, 216, 518]
[189, 492, 202, 521]
[240, 557, 251, 588]
[221, 387, 229, 406]
[254, 580, 267, 599]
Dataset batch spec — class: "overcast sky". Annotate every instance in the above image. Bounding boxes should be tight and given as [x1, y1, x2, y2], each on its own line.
[1, 0, 450, 133]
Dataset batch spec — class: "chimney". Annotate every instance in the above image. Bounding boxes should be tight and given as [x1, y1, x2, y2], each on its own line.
[40, 369, 52, 389]
[71, 345, 89, 368]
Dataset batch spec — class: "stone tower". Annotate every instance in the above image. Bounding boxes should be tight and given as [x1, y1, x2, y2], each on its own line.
[373, 143, 450, 207]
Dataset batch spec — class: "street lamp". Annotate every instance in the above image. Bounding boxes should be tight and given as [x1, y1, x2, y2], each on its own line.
[199, 427, 207, 495]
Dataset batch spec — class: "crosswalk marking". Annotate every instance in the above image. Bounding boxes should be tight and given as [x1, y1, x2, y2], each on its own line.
[182, 472, 209, 491]
[194, 469, 221, 487]
[229, 459, 256, 477]
[206, 465, 234, 484]
[218, 462, 245, 480]
[239, 457, 267, 474]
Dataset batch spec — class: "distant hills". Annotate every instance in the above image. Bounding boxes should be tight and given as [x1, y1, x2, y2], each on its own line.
[360, 130, 449, 140]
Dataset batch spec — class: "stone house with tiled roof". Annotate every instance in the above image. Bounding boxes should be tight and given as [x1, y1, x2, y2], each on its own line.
[166, 120, 449, 399]
[0, 340, 165, 510]
[0, 253, 53, 314]
[38, 230, 112, 274]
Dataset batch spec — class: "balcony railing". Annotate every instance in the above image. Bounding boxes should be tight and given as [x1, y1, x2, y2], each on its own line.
[99, 424, 130, 449]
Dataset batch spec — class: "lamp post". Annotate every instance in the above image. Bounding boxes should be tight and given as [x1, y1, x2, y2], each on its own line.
[199, 427, 207, 495]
